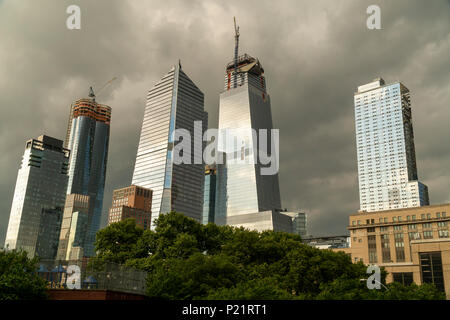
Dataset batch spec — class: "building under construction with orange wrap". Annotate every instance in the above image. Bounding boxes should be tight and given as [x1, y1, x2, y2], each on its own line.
[63, 87, 111, 258]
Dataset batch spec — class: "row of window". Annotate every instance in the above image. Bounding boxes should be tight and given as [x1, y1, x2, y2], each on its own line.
[352, 212, 447, 225]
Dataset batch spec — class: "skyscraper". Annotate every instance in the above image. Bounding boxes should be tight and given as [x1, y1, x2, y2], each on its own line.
[132, 63, 207, 227]
[64, 87, 111, 257]
[202, 165, 217, 224]
[215, 21, 283, 229]
[4, 135, 69, 258]
[56, 193, 89, 261]
[354, 78, 429, 212]
[108, 185, 152, 230]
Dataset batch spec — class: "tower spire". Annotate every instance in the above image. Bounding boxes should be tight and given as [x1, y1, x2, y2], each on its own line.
[233, 17, 240, 88]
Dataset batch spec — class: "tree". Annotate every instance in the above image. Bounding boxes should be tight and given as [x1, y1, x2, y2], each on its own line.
[92, 218, 144, 265]
[92, 212, 445, 300]
[0, 249, 48, 300]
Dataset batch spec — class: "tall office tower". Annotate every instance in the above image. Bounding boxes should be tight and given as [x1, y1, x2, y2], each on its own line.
[202, 165, 217, 224]
[108, 185, 152, 230]
[354, 78, 429, 212]
[132, 63, 207, 228]
[4, 135, 69, 258]
[56, 194, 89, 261]
[64, 87, 111, 256]
[215, 21, 282, 229]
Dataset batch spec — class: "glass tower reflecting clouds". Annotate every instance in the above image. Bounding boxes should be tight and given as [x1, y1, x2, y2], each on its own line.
[354, 78, 429, 212]
[132, 64, 207, 227]
[215, 54, 282, 224]
[4, 135, 69, 258]
[64, 89, 111, 257]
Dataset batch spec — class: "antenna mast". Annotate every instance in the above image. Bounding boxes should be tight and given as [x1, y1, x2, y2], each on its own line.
[233, 17, 240, 88]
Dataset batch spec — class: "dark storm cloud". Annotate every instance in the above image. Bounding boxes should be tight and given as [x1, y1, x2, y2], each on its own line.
[1, 0, 449, 245]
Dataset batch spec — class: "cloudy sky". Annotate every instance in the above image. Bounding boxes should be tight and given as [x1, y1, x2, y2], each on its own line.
[1, 0, 450, 246]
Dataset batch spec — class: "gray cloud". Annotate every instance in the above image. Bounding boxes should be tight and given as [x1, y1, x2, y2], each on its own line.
[1, 0, 449, 245]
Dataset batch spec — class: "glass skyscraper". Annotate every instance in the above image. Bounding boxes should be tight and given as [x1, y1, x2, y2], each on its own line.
[132, 63, 207, 227]
[4, 135, 69, 258]
[56, 193, 90, 261]
[202, 165, 217, 224]
[354, 78, 429, 212]
[64, 88, 111, 257]
[215, 53, 282, 225]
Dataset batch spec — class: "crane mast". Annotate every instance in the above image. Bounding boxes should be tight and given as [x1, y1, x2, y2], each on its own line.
[233, 17, 240, 88]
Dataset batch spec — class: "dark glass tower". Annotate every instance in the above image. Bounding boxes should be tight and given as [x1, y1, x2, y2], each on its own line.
[202, 165, 217, 224]
[64, 88, 111, 257]
[5, 135, 69, 258]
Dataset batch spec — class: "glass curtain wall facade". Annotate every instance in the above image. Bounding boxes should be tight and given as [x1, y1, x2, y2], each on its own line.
[64, 92, 111, 257]
[4, 135, 69, 258]
[202, 165, 217, 224]
[215, 54, 282, 223]
[56, 193, 90, 261]
[354, 78, 429, 213]
[132, 64, 207, 228]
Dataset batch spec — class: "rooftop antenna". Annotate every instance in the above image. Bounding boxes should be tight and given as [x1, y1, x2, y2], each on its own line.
[233, 16, 240, 88]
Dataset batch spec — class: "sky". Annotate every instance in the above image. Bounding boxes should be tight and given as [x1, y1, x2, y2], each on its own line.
[1, 0, 450, 246]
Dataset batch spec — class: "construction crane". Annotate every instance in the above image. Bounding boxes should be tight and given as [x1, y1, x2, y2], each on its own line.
[233, 17, 240, 88]
[89, 77, 117, 101]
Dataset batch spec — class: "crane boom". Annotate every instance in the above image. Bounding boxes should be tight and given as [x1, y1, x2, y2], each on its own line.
[96, 77, 117, 96]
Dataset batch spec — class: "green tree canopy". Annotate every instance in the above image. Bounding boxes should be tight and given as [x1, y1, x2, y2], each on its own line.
[92, 212, 445, 300]
[0, 249, 48, 300]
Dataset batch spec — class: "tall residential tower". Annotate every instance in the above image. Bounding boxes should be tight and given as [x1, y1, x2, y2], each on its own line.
[131, 63, 207, 227]
[354, 78, 429, 212]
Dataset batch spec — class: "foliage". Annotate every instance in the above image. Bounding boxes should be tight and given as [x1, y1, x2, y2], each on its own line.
[0, 249, 48, 300]
[93, 212, 445, 300]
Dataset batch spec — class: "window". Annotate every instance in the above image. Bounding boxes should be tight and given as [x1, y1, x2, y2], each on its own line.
[420, 252, 445, 292]
[394, 225, 403, 231]
[421, 214, 425, 220]
[408, 232, 421, 240]
[436, 212, 441, 218]
[437, 221, 447, 228]
[367, 227, 376, 233]
[398, 216, 402, 222]
[393, 216, 397, 222]
[423, 231, 433, 239]
[422, 223, 432, 229]
[407, 224, 417, 230]
[438, 230, 449, 238]
[412, 215, 416, 221]
[381, 234, 391, 262]
[443, 212, 447, 217]
[352, 221, 356, 226]
[427, 213, 431, 219]
[392, 273, 414, 286]
[368, 235, 377, 263]
[380, 226, 389, 232]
